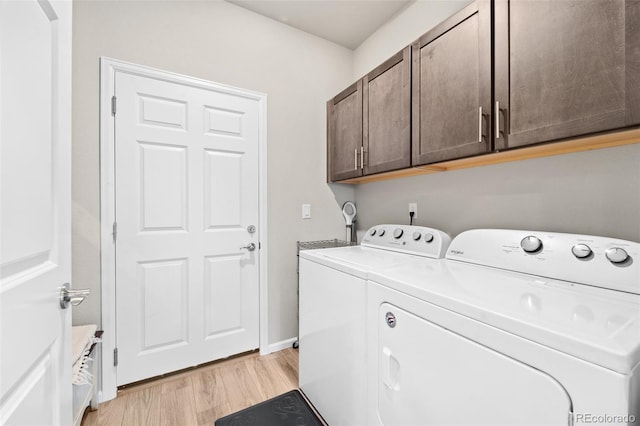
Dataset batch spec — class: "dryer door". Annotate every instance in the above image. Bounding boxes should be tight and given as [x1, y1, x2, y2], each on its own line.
[376, 303, 572, 425]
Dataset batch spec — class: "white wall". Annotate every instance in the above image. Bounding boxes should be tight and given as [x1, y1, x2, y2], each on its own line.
[352, 0, 640, 243]
[71, 0, 355, 344]
[353, 0, 471, 78]
[355, 145, 640, 241]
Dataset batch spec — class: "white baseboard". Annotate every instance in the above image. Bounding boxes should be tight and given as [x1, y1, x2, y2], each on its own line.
[264, 337, 298, 354]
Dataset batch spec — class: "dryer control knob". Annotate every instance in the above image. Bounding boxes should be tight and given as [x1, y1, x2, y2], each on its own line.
[369, 229, 376, 236]
[605, 247, 629, 264]
[378, 229, 386, 237]
[412, 231, 421, 241]
[571, 244, 592, 259]
[424, 233, 434, 243]
[393, 228, 403, 239]
[521, 236, 543, 253]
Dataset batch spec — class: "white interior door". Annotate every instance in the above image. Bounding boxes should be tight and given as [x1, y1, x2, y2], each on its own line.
[0, 0, 72, 424]
[114, 71, 260, 385]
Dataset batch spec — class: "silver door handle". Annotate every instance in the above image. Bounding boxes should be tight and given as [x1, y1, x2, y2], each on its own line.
[360, 146, 365, 168]
[240, 243, 256, 252]
[354, 148, 358, 170]
[495, 101, 500, 139]
[478, 106, 483, 143]
[59, 283, 90, 309]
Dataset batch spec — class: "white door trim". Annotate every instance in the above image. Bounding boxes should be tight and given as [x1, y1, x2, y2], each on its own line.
[99, 57, 269, 402]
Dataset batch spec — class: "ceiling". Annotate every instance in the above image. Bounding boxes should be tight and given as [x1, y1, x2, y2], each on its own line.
[226, 0, 413, 49]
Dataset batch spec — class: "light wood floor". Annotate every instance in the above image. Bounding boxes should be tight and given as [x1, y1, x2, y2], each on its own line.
[82, 348, 299, 426]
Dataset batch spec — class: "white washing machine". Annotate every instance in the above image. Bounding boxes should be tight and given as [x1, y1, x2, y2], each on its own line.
[299, 224, 451, 426]
[367, 229, 640, 426]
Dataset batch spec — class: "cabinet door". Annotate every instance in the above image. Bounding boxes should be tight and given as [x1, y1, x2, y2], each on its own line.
[327, 81, 363, 182]
[363, 47, 411, 175]
[412, 1, 492, 166]
[495, 0, 640, 150]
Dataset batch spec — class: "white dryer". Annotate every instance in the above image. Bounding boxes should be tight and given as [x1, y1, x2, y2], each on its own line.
[299, 224, 451, 426]
[367, 229, 640, 426]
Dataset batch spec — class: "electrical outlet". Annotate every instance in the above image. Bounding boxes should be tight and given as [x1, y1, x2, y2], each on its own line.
[409, 203, 417, 219]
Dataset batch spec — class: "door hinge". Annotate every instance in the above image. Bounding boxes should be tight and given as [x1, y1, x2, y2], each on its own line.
[112, 222, 117, 242]
[113, 348, 118, 367]
[111, 96, 117, 115]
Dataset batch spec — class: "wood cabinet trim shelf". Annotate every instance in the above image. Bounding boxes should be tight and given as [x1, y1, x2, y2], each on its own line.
[337, 128, 640, 184]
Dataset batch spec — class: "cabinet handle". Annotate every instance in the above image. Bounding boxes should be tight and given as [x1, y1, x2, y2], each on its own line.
[360, 146, 365, 169]
[495, 101, 500, 139]
[478, 106, 483, 143]
[354, 148, 358, 170]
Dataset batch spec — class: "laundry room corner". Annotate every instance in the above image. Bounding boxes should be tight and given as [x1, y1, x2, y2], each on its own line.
[71, 0, 355, 400]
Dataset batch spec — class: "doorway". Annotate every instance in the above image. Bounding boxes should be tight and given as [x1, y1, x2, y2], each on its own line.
[100, 58, 268, 399]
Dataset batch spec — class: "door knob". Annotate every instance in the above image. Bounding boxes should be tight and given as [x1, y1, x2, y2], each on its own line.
[240, 243, 256, 252]
[59, 283, 90, 309]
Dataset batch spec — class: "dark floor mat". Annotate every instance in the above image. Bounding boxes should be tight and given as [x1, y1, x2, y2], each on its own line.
[214, 389, 324, 426]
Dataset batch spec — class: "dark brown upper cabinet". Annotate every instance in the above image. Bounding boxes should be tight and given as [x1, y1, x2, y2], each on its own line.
[363, 46, 412, 175]
[494, 0, 640, 150]
[327, 80, 363, 182]
[328, 47, 411, 182]
[412, 0, 492, 166]
[328, 0, 640, 183]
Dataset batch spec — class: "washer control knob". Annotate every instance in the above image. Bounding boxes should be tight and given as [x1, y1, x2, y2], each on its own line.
[378, 228, 386, 237]
[571, 244, 592, 259]
[369, 229, 376, 236]
[424, 233, 434, 243]
[393, 228, 403, 239]
[605, 247, 629, 264]
[521, 236, 543, 253]
[412, 231, 422, 241]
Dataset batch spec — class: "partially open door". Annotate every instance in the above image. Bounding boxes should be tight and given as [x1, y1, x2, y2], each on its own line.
[0, 0, 73, 424]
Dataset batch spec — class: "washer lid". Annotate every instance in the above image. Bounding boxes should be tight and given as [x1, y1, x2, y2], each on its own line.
[300, 224, 451, 278]
[369, 258, 640, 374]
[300, 245, 427, 279]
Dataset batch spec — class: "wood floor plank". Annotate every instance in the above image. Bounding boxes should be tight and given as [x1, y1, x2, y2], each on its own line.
[82, 348, 299, 426]
[121, 386, 161, 426]
[235, 358, 266, 403]
[196, 407, 219, 426]
[272, 350, 298, 388]
[281, 348, 300, 379]
[90, 393, 128, 425]
[160, 375, 191, 394]
[218, 361, 253, 413]
[260, 353, 297, 397]
[192, 367, 231, 419]
[159, 377, 198, 426]
[80, 408, 98, 426]
[246, 355, 280, 400]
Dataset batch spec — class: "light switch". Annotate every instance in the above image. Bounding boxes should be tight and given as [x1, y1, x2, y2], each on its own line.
[302, 204, 311, 219]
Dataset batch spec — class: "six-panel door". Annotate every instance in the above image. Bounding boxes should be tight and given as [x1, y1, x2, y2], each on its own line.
[114, 71, 260, 385]
[494, 0, 640, 150]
